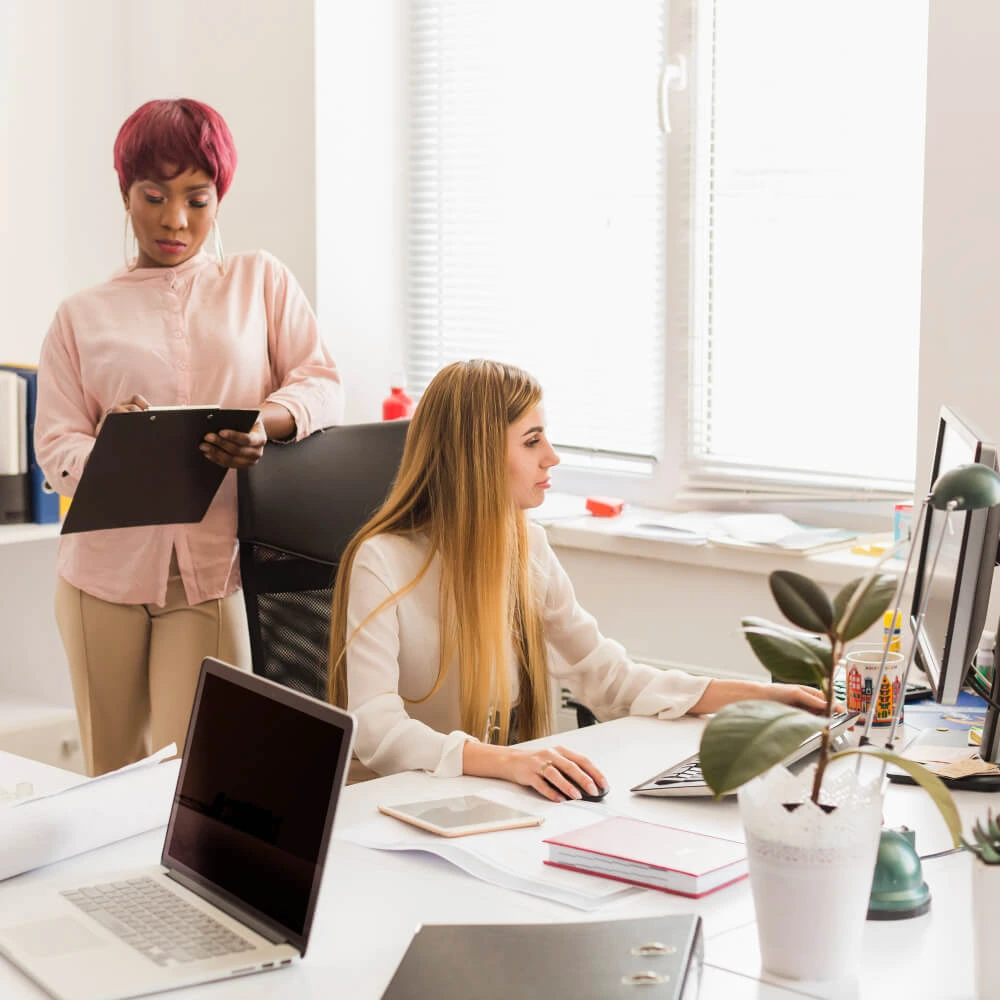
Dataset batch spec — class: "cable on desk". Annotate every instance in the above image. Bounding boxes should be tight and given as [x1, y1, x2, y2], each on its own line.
[920, 845, 967, 862]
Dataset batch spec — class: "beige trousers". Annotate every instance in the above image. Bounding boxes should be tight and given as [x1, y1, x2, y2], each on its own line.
[54, 556, 251, 776]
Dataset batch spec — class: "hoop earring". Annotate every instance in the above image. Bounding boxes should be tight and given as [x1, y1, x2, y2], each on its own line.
[122, 213, 138, 270]
[212, 218, 225, 275]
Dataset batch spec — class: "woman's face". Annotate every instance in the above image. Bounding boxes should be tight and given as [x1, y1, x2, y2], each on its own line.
[506, 403, 560, 510]
[124, 167, 218, 269]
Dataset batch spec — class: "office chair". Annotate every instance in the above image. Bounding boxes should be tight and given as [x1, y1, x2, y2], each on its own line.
[236, 420, 410, 699]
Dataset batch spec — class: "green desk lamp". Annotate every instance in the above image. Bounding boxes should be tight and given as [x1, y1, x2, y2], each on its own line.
[863, 462, 1000, 920]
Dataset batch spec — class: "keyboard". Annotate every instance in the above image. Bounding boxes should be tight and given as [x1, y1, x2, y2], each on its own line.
[61, 877, 254, 966]
[630, 710, 860, 797]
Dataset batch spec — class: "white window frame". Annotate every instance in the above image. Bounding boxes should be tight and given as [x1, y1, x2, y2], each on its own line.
[317, 2, 921, 530]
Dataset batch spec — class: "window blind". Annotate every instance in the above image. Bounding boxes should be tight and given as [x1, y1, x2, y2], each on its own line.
[687, 0, 928, 494]
[406, 0, 668, 461]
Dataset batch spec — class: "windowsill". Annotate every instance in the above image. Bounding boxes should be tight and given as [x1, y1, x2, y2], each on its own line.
[532, 495, 902, 588]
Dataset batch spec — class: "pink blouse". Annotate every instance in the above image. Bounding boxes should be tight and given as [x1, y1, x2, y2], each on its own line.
[36, 250, 344, 606]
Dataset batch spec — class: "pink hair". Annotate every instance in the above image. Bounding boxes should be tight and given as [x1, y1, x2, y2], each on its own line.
[113, 99, 238, 199]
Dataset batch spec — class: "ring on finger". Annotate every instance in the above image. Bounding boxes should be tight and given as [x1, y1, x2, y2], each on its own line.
[537, 759, 554, 776]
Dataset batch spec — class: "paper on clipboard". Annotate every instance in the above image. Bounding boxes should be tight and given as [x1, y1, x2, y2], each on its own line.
[61, 406, 259, 534]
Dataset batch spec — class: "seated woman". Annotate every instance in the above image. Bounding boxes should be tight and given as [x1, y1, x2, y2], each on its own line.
[329, 360, 824, 800]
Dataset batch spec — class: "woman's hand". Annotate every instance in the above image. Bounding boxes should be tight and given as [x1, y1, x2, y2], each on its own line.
[200, 416, 268, 469]
[689, 678, 831, 717]
[97, 393, 149, 433]
[761, 682, 831, 715]
[462, 741, 608, 802]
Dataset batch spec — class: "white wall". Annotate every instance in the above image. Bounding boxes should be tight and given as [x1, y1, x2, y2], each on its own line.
[1, 0, 125, 364]
[917, 1, 1000, 494]
[119, 0, 317, 304]
[1, 0, 317, 367]
[315, 1, 405, 423]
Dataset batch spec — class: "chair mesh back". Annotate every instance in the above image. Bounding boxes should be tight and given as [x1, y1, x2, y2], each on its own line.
[240, 545, 336, 699]
[237, 420, 410, 699]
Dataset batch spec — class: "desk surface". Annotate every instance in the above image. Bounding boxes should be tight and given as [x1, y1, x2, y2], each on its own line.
[0, 716, 983, 1000]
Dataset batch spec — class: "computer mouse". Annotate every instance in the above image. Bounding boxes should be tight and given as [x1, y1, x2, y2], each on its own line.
[544, 772, 609, 802]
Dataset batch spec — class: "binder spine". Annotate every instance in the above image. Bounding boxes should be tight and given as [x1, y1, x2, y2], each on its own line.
[0, 473, 30, 524]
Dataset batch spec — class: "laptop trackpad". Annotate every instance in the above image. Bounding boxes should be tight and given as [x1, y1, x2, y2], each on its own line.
[5, 917, 107, 958]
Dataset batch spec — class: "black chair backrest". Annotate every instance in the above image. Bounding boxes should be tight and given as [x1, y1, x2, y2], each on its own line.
[237, 420, 410, 698]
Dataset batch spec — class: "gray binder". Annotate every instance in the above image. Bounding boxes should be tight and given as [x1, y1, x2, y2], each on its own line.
[380, 913, 703, 1000]
[61, 407, 259, 534]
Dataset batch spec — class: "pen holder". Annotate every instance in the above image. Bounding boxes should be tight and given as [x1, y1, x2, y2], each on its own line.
[844, 649, 904, 727]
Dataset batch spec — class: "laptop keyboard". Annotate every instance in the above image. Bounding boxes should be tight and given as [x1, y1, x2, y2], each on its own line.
[61, 877, 255, 966]
[630, 709, 860, 797]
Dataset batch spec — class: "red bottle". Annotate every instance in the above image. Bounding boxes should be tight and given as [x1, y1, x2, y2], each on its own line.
[382, 375, 415, 420]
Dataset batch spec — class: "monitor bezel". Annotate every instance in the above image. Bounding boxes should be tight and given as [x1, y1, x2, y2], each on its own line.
[910, 406, 1000, 705]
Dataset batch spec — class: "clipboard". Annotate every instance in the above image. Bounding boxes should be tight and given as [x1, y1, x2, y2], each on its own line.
[61, 407, 259, 534]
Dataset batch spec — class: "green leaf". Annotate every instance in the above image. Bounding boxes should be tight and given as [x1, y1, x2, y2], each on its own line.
[742, 617, 834, 673]
[769, 571, 835, 633]
[699, 701, 825, 799]
[742, 627, 828, 686]
[832, 574, 898, 643]
[830, 746, 961, 847]
[963, 810, 1000, 863]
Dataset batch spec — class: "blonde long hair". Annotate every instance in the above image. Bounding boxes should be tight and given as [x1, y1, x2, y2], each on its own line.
[329, 359, 551, 745]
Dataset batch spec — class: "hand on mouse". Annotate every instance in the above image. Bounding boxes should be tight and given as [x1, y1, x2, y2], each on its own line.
[461, 741, 608, 801]
[515, 746, 607, 802]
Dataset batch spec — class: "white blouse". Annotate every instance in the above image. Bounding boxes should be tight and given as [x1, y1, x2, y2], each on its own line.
[344, 521, 711, 777]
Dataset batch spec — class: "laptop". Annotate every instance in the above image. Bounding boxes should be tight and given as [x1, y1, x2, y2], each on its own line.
[0, 657, 355, 1000]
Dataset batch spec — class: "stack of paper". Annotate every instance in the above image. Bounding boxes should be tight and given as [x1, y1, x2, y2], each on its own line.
[0, 746, 179, 881]
[621, 511, 715, 544]
[620, 511, 856, 554]
[708, 513, 857, 554]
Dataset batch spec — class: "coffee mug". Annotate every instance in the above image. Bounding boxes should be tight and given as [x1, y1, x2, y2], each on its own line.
[843, 648, 904, 726]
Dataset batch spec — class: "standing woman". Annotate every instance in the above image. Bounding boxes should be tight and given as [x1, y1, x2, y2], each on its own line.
[36, 98, 344, 776]
[329, 359, 824, 798]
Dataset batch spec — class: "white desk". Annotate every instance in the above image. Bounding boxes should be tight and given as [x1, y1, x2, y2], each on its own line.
[0, 716, 984, 999]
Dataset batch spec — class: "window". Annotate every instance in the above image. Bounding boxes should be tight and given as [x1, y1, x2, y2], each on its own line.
[405, 0, 928, 508]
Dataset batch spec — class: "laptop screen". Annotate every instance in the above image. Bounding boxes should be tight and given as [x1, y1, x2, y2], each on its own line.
[162, 665, 347, 945]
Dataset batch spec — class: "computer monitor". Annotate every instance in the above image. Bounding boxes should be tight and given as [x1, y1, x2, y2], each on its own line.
[909, 406, 1000, 713]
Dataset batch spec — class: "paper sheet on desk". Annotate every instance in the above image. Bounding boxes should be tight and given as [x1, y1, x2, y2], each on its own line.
[620, 512, 712, 545]
[898, 743, 1000, 778]
[0, 746, 179, 881]
[339, 792, 641, 911]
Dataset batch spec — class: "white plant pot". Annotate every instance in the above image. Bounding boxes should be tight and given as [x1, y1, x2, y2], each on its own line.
[737, 763, 883, 982]
[972, 859, 1000, 998]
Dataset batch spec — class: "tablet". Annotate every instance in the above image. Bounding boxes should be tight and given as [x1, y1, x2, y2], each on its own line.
[378, 794, 544, 838]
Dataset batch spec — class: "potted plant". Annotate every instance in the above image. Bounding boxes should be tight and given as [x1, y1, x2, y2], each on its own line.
[966, 811, 1000, 998]
[698, 569, 961, 982]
